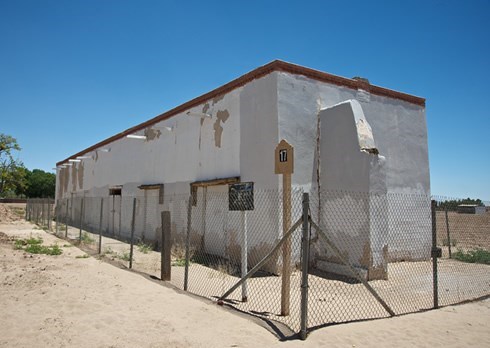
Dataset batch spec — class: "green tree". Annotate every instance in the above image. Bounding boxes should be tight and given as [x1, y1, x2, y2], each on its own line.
[0, 133, 27, 197]
[25, 169, 56, 198]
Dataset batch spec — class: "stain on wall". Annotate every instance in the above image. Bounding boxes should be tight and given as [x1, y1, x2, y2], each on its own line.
[58, 168, 67, 199]
[212, 94, 224, 105]
[198, 120, 203, 150]
[145, 127, 162, 141]
[225, 229, 241, 263]
[213, 109, 230, 148]
[62, 168, 69, 195]
[71, 164, 78, 192]
[249, 241, 279, 274]
[202, 103, 210, 114]
[77, 161, 84, 190]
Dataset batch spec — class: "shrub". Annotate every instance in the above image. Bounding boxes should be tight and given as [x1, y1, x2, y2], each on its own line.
[453, 248, 490, 265]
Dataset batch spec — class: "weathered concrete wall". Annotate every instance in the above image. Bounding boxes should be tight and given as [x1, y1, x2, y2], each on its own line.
[276, 71, 430, 194]
[56, 73, 284, 269]
[276, 72, 431, 266]
[315, 100, 388, 280]
[56, 68, 431, 274]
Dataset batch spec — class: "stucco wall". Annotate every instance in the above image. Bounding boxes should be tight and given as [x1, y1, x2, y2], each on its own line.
[56, 73, 284, 268]
[276, 72, 430, 195]
[56, 69, 431, 273]
[276, 72, 431, 266]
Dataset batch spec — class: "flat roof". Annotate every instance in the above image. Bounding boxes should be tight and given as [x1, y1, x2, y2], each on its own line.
[57, 60, 425, 166]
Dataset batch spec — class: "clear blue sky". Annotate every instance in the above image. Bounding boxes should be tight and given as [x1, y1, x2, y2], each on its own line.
[1, 0, 489, 200]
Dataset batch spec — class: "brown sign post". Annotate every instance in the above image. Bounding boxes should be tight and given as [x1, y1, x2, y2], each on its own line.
[275, 139, 294, 316]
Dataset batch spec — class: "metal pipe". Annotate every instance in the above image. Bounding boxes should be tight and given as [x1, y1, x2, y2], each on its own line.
[300, 192, 310, 340]
[218, 217, 303, 303]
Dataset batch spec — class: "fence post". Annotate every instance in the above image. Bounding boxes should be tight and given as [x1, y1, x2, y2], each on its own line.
[98, 198, 104, 254]
[241, 210, 248, 302]
[25, 200, 29, 221]
[40, 199, 44, 227]
[47, 200, 52, 231]
[79, 198, 84, 242]
[431, 200, 439, 309]
[36, 199, 39, 224]
[129, 197, 136, 269]
[55, 200, 59, 235]
[281, 174, 292, 316]
[300, 192, 310, 340]
[161, 211, 171, 281]
[184, 198, 192, 291]
[44, 199, 48, 227]
[65, 199, 69, 238]
[445, 207, 452, 258]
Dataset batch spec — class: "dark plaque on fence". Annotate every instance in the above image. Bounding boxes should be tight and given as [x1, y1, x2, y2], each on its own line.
[229, 182, 254, 211]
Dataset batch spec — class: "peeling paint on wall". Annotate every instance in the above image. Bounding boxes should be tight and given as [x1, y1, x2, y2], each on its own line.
[212, 94, 224, 105]
[202, 103, 210, 114]
[145, 127, 162, 141]
[213, 109, 230, 148]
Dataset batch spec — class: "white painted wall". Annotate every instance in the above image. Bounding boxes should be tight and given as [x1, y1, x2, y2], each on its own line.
[276, 72, 431, 265]
[56, 69, 431, 271]
[276, 72, 430, 194]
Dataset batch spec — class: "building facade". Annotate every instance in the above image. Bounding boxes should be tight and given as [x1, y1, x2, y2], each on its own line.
[56, 60, 430, 279]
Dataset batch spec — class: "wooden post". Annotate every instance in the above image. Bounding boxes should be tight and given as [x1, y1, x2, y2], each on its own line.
[47, 199, 51, 231]
[184, 198, 192, 291]
[275, 139, 294, 317]
[112, 195, 115, 236]
[161, 211, 171, 281]
[55, 200, 59, 235]
[65, 199, 69, 237]
[129, 198, 136, 269]
[281, 173, 292, 315]
[98, 198, 104, 254]
[79, 198, 84, 242]
[41, 199, 45, 227]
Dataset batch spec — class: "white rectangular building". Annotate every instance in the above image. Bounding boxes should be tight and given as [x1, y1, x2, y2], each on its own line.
[56, 60, 430, 279]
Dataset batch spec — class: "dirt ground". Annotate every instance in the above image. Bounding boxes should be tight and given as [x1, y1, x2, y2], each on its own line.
[60, 225, 489, 332]
[1, 209, 489, 347]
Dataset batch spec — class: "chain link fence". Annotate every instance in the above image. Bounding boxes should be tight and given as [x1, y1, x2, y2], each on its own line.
[25, 190, 489, 339]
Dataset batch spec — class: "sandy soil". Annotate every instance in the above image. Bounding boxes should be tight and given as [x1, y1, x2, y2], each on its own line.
[1, 218, 489, 348]
[58, 226, 489, 332]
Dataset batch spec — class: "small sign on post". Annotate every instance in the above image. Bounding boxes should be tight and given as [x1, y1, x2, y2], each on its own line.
[229, 182, 254, 302]
[275, 139, 294, 316]
[275, 140, 294, 175]
[229, 182, 254, 211]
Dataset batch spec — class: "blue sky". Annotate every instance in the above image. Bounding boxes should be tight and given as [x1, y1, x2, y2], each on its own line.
[1, 0, 489, 200]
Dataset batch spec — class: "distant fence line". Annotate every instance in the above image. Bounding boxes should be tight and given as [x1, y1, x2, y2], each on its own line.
[25, 191, 489, 340]
[0, 198, 28, 204]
